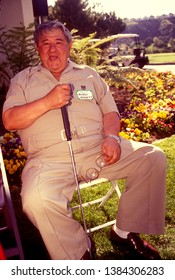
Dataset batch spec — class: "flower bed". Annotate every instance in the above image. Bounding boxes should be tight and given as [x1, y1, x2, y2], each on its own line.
[0, 132, 26, 186]
[113, 70, 175, 142]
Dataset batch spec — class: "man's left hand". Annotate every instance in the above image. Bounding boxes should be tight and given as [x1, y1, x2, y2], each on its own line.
[101, 137, 121, 165]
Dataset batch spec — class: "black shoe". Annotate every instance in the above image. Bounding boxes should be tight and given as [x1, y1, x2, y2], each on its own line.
[110, 225, 161, 260]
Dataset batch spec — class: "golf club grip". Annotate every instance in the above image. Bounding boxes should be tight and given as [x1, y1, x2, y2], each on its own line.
[61, 106, 72, 141]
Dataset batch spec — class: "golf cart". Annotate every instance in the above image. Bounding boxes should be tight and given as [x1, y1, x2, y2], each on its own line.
[108, 33, 149, 68]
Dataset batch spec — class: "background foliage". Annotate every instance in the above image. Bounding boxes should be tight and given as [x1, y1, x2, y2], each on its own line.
[48, 0, 175, 53]
[124, 15, 175, 53]
[0, 24, 38, 84]
[48, 0, 125, 37]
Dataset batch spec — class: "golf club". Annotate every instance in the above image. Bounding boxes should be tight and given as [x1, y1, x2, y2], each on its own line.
[61, 96, 92, 259]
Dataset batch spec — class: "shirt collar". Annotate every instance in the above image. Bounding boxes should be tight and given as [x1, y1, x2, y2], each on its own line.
[66, 60, 85, 70]
[29, 60, 85, 79]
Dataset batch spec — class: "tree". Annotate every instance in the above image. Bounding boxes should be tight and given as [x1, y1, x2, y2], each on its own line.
[92, 12, 125, 38]
[153, 37, 166, 48]
[144, 37, 153, 48]
[168, 37, 175, 52]
[51, 0, 94, 36]
[49, 0, 125, 38]
[159, 19, 174, 41]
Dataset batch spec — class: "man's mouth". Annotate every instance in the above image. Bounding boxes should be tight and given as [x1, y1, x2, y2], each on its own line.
[49, 55, 58, 61]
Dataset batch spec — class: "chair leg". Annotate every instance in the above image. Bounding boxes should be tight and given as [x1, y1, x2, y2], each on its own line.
[72, 179, 121, 234]
[112, 180, 121, 198]
[99, 180, 121, 207]
[87, 220, 116, 233]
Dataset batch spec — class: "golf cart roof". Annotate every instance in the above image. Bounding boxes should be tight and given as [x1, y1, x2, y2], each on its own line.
[90, 34, 139, 43]
[110, 34, 139, 39]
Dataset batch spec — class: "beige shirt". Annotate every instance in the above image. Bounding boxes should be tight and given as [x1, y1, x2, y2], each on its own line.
[3, 61, 119, 158]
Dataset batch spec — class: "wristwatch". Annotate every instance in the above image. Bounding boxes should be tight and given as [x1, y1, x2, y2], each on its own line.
[105, 134, 121, 145]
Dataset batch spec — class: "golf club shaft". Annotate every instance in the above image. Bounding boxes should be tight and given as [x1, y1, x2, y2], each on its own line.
[61, 106, 72, 141]
[61, 106, 92, 258]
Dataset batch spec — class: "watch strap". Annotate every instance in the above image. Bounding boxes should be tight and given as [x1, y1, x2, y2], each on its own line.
[105, 134, 121, 144]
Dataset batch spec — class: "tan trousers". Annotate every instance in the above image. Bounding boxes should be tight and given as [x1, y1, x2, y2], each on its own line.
[21, 137, 167, 259]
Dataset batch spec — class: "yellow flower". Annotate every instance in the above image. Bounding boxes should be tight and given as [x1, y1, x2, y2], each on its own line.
[12, 165, 18, 171]
[20, 151, 26, 157]
[17, 153, 22, 158]
[144, 132, 150, 139]
[4, 159, 9, 165]
[158, 111, 168, 119]
[119, 131, 130, 139]
[134, 128, 141, 136]
[6, 164, 11, 170]
[124, 119, 130, 124]
[9, 168, 15, 175]
[135, 136, 141, 141]
[15, 160, 20, 167]
[128, 123, 135, 128]
[9, 159, 14, 165]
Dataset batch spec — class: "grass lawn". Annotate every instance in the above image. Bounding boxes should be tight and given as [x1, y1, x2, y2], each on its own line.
[8, 135, 175, 260]
[148, 53, 175, 64]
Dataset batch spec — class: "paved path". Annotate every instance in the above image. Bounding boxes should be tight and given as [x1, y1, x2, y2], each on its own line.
[144, 64, 175, 74]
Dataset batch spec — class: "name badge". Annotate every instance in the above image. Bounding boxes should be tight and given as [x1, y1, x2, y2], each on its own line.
[77, 90, 93, 100]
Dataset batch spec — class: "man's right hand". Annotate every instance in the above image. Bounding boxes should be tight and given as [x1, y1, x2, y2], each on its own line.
[44, 84, 72, 110]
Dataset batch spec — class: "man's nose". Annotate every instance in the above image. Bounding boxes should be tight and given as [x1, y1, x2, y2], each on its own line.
[49, 44, 57, 51]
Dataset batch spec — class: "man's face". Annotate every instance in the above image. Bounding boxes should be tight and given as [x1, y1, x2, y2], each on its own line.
[36, 28, 72, 77]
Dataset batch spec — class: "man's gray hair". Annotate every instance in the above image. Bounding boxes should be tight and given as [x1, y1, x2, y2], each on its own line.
[34, 21, 72, 44]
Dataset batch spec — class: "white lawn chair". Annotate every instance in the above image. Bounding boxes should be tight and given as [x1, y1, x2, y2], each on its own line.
[72, 178, 121, 233]
[0, 146, 24, 259]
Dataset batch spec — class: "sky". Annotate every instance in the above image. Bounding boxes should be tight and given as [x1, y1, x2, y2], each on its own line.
[47, 0, 175, 19]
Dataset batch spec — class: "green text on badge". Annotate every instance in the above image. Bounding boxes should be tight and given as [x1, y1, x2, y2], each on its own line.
[76, 90, 93, 100]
